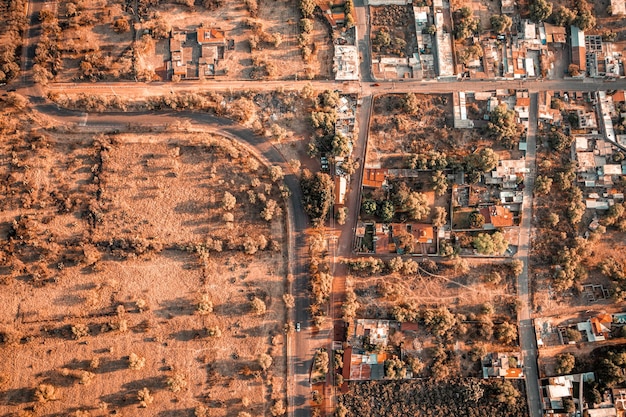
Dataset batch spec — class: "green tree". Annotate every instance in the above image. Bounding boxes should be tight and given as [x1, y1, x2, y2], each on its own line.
[384, 356, 407, 379]
[432, 206, 448, 227]
[362, 200, 377, 215]
[566, 328, 582, 342]
[495, 380, 520, 406]
[422, 307, 457, 338]
[490, 14, 512, 33]
[555, 353, 575, 374]
[404, 191, 430, 221]
[554, 5, 577, 26]
[488, 104, 518, 142]
[469, 212, 485, 229]
[299, 0, 316, 18]
[575, 9, 596, 31]
[336, 207, 348, 225]
[300, 170, 334, 225]
[529, 0, 553, 22]
[466, 148, 499, 172]
[403, 92, 419, 115]
[549, 129, 573, 151]
[432, 170, 448, 196]
[378, 200, 395, 223]
[496, 321, 518, 345]
[331, 133, 351, 157]
[473, 232, 509, 255]
[534, 175, 553, 195]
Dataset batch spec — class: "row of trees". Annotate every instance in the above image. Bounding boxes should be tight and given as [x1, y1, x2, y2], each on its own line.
[33, 10, 63, 84]
[0, 0, 27, 83]
[406, 147, 499, 185]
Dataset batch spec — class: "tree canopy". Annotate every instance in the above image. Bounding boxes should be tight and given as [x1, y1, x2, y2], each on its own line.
[300, 169, 334, 225]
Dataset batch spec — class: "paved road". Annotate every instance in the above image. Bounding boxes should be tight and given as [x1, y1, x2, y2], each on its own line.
[518, 93, 542, 417]
[41, 77, 626, 98]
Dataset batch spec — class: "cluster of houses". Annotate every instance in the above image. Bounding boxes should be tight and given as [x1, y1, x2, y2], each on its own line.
[168, 26, 232, 80]
[355, 220, 438, 255]
[331, 94, 358, 215]
[566, 90, 626, 211]
[540, 372, 626, 417]
[366, 0, 454, 80]
[339, 319, 522, 383]
[535, 312, 626, 347]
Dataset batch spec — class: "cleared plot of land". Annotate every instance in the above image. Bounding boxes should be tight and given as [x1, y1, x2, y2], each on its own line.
[0, 106, 287, 416]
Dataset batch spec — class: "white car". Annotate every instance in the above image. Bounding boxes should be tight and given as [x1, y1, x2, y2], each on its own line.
[296, 322, 301, 332]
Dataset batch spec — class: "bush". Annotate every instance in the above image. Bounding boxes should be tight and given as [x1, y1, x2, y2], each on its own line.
[259, 353, 273, 371]
[222, 191, 236, 210]
[71, 324, 89, 340]
[270, 400, 286, 416]
[137, 387, 153, 407]
[34, 384, 56, 402]
[251, 297, 267, 315]
[129, 353, 146, 370]
[167, 373, 187, 392]
[196, 294, 213, 315]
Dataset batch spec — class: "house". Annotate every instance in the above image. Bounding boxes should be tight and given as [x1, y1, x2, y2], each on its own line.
[334, 175, 347, 207]
[482, 352, 524, 378]
[590, 313, 612, 339]
[501, 0, 515, 14]
[571, 25, 587, 74]
[409, 224, 434, 244]
[577, 313, 612, 342]
[196, 27, 226, 46]
[610, 0, 626, 15]
[362, 168, 388, 189]
[538, 91, 562, 124]
[544, 22, 567, 43]
[334, 44, 359, 81]
[612, 91, 626, 103]
[586, 408, 617, 417]
[342, 346, 386, 381]
[170, 38, 187, 78]
[316, 0, 348, 28]
[490, 158, 528, 187]
[515, 93, 531, 119]
[388, 223, 435, 254]
[479, 205, 515, 229]
[540, 373, 595, 413]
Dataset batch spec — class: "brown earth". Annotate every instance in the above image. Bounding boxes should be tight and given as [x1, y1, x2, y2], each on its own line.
[0, 100, 288, 416]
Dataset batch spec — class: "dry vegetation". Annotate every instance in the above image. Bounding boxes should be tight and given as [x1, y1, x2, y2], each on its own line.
[339, 378, 528, 417]
[0, 96, 288, 415]
[367, 94, 520, 169]
[48, 86, 321, 171]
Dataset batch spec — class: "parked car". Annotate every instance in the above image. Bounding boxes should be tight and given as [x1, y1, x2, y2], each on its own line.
[296, 322, 301, 332]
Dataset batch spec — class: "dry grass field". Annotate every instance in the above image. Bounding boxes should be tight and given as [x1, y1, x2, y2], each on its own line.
[0, 96, 288, 416]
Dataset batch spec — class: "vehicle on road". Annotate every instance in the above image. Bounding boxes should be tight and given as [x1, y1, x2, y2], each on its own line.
[371, 83, 380, 87]
[296, 322, 301, 332]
